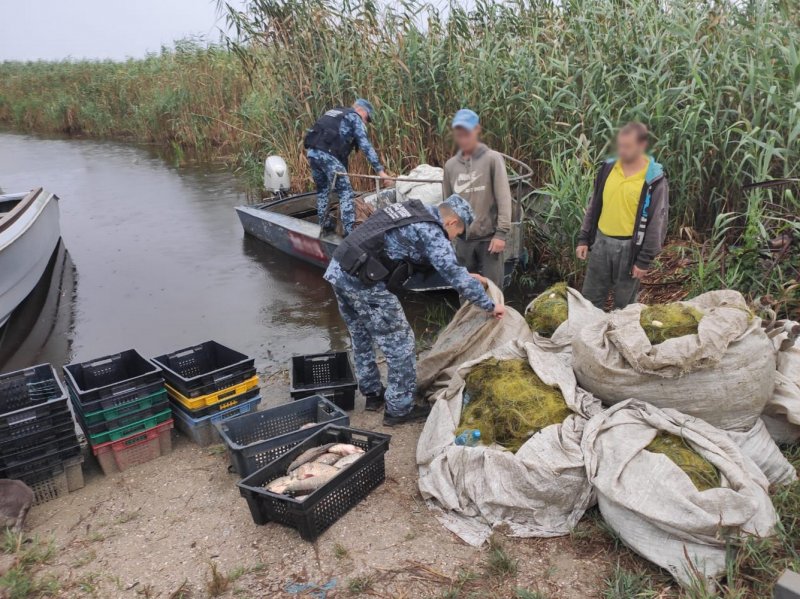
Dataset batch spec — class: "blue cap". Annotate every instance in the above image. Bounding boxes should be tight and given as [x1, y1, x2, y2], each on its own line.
[451, 109, 479, 131]
[441, 194, 474, 238]
[354, 98, 374, 121]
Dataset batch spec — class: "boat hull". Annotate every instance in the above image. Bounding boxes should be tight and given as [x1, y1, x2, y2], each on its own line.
[0, 190, 61, 327]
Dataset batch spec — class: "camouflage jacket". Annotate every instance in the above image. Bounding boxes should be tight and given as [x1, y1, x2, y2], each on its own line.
[324, 206, 495, 311]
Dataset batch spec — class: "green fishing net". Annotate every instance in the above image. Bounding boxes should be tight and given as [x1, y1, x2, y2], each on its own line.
[525, 282, 569, 338]
[645, 432, 720, 491]
[456, 358, 572, 452]
[640, 303, 704, 345]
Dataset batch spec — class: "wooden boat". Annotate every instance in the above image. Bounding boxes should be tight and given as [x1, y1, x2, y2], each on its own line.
[0, 188, 61, 328]
[236, 157, 532, 291]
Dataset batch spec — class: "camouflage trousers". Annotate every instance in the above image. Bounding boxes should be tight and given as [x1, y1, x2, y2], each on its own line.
[306, 149, 355, 235]
[332, 283, 416, 416]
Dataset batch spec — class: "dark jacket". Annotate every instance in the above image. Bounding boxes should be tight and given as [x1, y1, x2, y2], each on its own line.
[578, 157, 669, 270]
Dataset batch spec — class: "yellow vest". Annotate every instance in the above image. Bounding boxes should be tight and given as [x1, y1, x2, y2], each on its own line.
[598, 159, 649, 237]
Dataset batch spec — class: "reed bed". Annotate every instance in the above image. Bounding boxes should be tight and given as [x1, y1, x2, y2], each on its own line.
[1, 0, 798, 311]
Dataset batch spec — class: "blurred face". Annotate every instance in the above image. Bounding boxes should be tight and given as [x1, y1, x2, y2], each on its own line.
[443, 216, 465, 240]
[453, 125, 480, 154]
[354, 106, 369, 124]
[616, 131, 647, 163]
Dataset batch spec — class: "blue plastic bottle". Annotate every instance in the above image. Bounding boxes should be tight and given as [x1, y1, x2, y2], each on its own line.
[454, 429, 481, 447]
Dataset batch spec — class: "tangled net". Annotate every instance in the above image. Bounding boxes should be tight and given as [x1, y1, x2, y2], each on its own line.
[640, 303, 704, 345]
[645, 432, 720, 491]
[457, 358, 572, 452]
[525, 283, 569, 338]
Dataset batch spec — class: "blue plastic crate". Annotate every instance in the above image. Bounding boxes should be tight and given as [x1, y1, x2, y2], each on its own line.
[215, 395, 350, 476]
[171, 390, 261, 447]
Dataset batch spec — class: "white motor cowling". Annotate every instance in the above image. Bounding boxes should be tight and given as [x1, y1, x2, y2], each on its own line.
[264, 156, 291, 193]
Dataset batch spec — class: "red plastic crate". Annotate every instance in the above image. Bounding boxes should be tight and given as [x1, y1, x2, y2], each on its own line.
[92, 419, 173, 475]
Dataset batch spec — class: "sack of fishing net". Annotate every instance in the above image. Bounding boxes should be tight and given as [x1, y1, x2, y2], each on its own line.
[524, 283, 605, 353]
[762, 320, 800, 443]
[416, 340, 601, 545]
[725, 418, 797, 486]
[582, 400, 778, 586]
[572, 290, 776, 431]
[417, 281, 533, 402]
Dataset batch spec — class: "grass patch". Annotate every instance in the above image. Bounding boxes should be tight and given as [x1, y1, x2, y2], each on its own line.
[485, 537, 518, 578]
[347, 574, 375, 595]
[206, 562, 229, 597]
[602, 563, 661, 599]
[333, 542, 349, 560]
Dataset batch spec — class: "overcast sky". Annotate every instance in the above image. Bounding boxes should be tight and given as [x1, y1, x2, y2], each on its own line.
[0, 0, 234, 61]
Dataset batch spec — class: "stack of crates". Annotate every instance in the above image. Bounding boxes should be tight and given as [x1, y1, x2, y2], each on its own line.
[0, 364, 84, 503]
[152, 341, 261, 447]
[64, 350, 173, 475]
[290, 351, 358, 411]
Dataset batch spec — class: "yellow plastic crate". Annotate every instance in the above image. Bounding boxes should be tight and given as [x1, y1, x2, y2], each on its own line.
[166, 375, 259, 412]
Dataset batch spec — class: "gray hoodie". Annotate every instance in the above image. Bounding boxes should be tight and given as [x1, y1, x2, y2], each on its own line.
[442, 143, 512, 241]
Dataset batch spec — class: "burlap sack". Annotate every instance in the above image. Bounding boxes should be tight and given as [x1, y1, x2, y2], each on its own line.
[726, 419, 797, 486]
[417, 282, 532, 401]
[417, 340, 601, 545]
[573, 290, 775, 431]
[763, 320, 800, 443]
[582, 400, 777, 586]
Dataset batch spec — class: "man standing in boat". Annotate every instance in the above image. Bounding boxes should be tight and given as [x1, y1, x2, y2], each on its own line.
[304, 99, 392, 236]
[442, 109, 513, 287]
[324, 195, 504, 426]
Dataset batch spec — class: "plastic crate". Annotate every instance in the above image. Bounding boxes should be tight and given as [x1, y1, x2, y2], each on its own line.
[215, 395, 350, 476]
[0, 426, 80, 470]
[19, 455, 85, 506]
[2, 440, 81, 481]
[237, 425, 390, 541]
[289, 352, 357, 411]
[76, 394, 170, 438]
[67, 379, 165, 419]
[0, 363, 67, 415]
[63, 350, 163, 405]
[167, 374, 259, 414]
[0, 412, 75, 455]
[92, 419, 174, 475]
[172, 391, 261, 447]
[152, 341, 255, 398]
[82, 408, 172, 446]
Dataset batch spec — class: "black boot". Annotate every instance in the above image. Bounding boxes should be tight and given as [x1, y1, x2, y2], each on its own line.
[364, 387, 385, 412]
[383, 403, 432, 427]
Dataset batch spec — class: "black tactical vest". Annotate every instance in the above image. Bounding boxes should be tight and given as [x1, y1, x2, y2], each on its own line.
[303, 107, 357, 166]
[332, 200, 445, 291]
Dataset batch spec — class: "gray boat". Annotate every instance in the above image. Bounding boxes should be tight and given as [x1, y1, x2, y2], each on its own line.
[236, 156, 532, 291]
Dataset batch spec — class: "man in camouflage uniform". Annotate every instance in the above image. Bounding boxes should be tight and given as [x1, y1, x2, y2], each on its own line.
[304, 99, 391, 236]
[324, 195, 505, 426]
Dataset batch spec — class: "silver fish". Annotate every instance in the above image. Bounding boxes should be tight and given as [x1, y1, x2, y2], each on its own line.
[328, 444, 364, 457]
[287, 443, 336, 472]
[284, 465, 340, 493]
[299, 422, 317, 431]
[313, 453, 340, 466]
[293, 462, 339, 480]
[333, 453, 363, 470]
[266, 475, 293, 494]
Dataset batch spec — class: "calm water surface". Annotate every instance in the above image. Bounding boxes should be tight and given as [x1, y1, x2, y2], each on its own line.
[0, 132, 444, 376]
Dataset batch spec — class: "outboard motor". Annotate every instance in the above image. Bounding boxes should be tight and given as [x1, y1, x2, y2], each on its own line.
[264, 156, 291, 194]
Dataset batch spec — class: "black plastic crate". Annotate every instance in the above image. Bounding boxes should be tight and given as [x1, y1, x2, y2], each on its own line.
[0, 440, 81, 480]
[0, 363, 68, 414]
[290, 352, 357, 411]
[0, 420, 76, 458]
[152, 341, 255, 399]
[64, 350, 163, 405]
[0, 427, 80, 470]
[215, 395, 350, 476]
[0, 406, 74, 448]
[237, 425, 390, 541]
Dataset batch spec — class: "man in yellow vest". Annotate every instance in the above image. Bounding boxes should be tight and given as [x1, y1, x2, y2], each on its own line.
[576, 122, 670, 309]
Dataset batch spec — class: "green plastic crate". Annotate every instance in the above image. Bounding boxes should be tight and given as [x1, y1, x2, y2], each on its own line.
[84, 408, 172, 446]
[76, 389, 169, 426]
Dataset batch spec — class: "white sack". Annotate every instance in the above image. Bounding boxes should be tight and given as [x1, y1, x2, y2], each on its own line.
[525, 286, 605, 354]
[417, 281, 532, 401]
[763, 320, 800, 443]
[573, 290, 776, 431]
[417, 341, 601, 545]
[726, 419, 797, 486]
[395, 164, 444, 206]
[582, 400, 777, 586]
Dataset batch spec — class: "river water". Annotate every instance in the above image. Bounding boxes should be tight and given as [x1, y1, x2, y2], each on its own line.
[0, 132, 445, 375]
